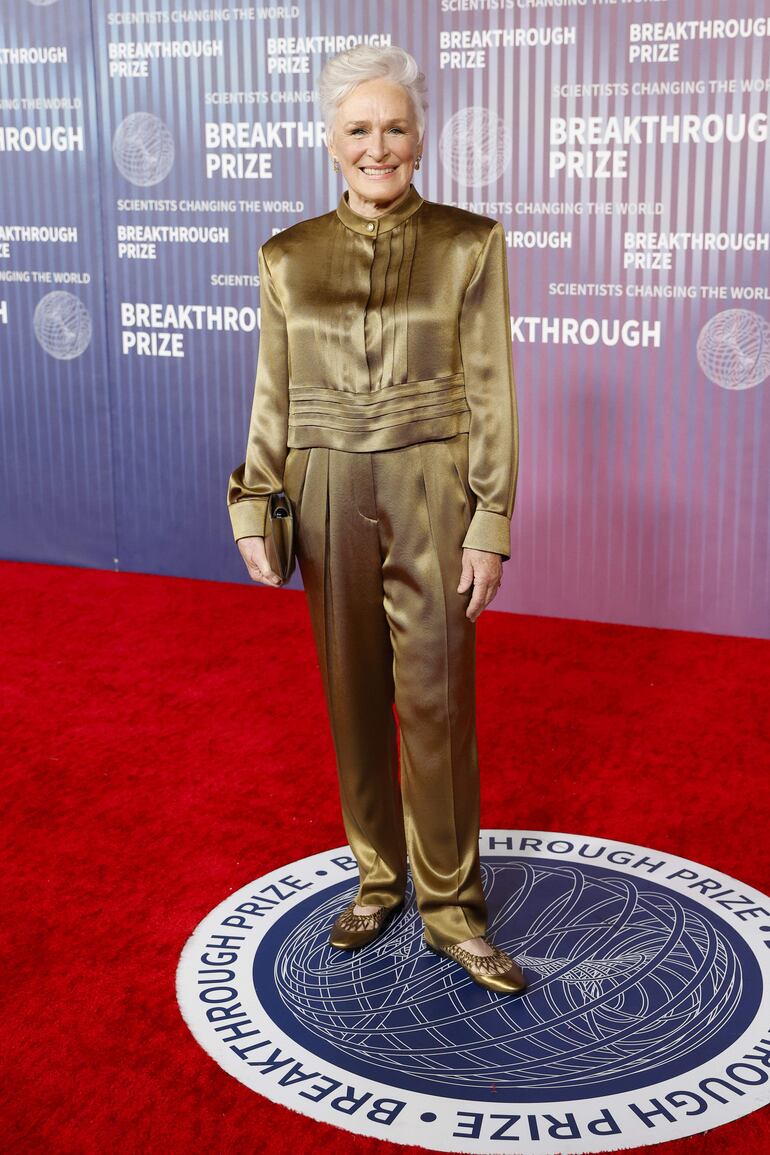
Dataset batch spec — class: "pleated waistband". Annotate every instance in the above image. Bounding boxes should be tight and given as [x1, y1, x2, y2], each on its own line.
[287, 373, 471, 452]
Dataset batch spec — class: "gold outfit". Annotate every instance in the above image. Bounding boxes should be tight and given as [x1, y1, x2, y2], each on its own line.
[227, 182, 519, 949]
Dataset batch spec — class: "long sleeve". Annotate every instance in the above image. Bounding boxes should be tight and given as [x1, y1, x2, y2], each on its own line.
[226, 244, 290, 541]
[458, 220, 519, 559]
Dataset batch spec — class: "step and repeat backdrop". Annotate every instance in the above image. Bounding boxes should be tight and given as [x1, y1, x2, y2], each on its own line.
[1, 1, 769, 638]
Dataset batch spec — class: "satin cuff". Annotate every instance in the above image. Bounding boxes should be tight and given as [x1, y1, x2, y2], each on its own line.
[461, 508, 511, 559]
[229, 497, 268, 541]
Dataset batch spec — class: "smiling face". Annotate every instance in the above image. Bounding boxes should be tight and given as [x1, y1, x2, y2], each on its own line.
[328, 78, 423, 218]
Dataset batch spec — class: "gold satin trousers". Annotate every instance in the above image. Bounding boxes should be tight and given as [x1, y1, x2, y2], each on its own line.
[282, 431, 489, 949]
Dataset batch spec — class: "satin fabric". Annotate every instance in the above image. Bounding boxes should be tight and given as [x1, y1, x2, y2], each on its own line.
[227, 182, 519, 558]
[282, 432, 488, 949]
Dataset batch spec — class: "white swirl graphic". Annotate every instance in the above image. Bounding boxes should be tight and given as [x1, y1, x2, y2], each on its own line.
[439, 106, 513, 188]
[697, 308, 770, 390]
[112, 112, 175, 187]
[274, 862, 745, 1092]
[33, 291, 92, 360]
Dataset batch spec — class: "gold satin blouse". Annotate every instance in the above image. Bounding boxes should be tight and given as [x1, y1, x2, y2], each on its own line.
[227, 182, 519, 557]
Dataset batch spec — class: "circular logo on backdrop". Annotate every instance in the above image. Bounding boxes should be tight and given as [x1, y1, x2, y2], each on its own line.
[697, 308, 770, 390]
[439, 107, 513, 187]
[33, 291, 92, 360]
[176, 831, 770, 1154]
[112, 112, 175, 187]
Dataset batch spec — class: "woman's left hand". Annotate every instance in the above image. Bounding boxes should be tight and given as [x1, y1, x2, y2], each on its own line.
[458, 548, 504, 621]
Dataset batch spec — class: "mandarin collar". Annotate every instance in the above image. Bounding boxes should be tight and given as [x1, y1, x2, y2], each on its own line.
[336, 182, 424, 236]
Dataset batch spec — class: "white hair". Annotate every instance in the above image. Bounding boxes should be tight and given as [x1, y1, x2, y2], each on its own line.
[318, 44, 428, 146]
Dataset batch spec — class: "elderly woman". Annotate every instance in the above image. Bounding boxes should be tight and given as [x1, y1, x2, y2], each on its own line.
[227, 44, 526, 995]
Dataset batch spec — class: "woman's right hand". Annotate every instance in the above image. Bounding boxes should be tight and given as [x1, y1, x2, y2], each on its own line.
[237, 536, 283, 586]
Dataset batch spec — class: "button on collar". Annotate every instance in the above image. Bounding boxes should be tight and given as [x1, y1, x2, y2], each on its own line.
[336, 182, 424, 237]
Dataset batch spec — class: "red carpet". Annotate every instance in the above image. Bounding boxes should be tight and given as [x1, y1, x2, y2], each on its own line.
[1, 558, 768, 1154]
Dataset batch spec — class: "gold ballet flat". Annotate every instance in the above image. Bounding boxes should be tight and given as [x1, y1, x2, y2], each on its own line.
[329, 899, 404, 949]
[424, 936, 528, 994]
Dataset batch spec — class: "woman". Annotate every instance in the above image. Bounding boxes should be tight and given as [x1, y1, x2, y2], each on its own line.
[227, 44, 527, 995]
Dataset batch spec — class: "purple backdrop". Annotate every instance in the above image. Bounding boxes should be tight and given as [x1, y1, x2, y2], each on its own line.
[1, 1, 769, 638]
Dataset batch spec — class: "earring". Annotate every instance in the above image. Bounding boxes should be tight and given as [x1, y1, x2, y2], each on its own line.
[332, 158, 341, 172]
[415, 155, 422, 170]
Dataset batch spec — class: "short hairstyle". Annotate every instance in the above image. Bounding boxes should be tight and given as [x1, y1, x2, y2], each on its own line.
[318, 44, 428, 146]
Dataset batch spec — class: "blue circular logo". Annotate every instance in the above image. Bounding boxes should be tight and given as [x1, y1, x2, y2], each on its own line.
[177, 832, 770, 1153]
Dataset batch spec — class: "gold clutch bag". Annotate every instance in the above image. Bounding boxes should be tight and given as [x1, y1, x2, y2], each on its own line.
[264, 490, 296, 583]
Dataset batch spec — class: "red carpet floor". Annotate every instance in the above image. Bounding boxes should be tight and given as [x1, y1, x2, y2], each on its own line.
[1, 559, 768, 1154]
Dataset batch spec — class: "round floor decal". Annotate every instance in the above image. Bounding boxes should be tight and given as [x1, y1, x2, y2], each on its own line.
[176, 831, 770, 1153]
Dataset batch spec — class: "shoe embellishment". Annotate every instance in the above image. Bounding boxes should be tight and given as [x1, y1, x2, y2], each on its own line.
[423, 935, 529, 992]
[442, 941, 516, 976]
[334, 901, 389, 933]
